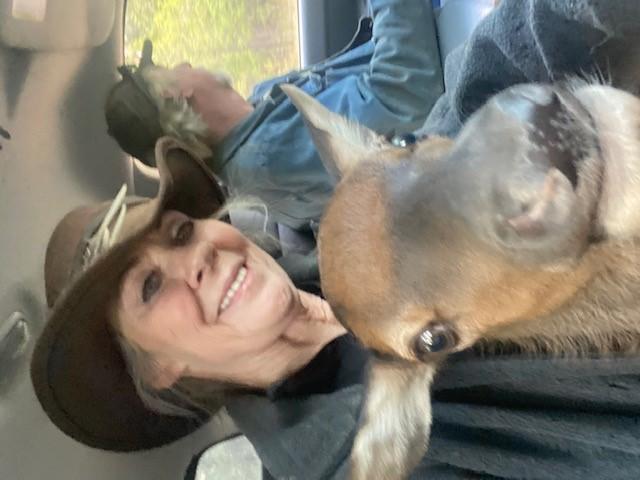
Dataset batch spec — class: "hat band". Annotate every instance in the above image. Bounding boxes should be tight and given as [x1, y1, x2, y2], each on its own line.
[70, 185, 149, 281]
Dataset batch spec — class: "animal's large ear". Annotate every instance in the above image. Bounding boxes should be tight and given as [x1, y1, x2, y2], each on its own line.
[490, 164, 593, 267]
[281, 84, 389, 180]
[500, 168, 575, 239]
[453, 83, 599, 267]
[350, 358, 435, 480]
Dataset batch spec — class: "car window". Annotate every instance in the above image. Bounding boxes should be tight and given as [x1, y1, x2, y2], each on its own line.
[125, 0, 300, 97]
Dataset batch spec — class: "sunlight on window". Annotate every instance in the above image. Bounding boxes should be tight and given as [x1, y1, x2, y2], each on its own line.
[125, 0, 300, 98]
[12, 0, 48, 21]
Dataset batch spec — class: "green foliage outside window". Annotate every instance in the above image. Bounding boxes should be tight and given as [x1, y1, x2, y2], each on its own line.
[125, 0, 300, 97]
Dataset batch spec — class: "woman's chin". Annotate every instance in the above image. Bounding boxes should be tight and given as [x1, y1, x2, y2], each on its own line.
[241, 284, 297, 333]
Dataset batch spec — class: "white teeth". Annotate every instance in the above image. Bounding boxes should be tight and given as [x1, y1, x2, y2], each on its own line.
[220, 267, 247, 312]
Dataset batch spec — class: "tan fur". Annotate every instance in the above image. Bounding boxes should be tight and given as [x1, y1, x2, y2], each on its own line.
[463, 245, 597, 350]
[284, 82, 640, 480]
[315, 84, 640, 359]
[351, 360, 435, 480]
[484, 240, 640, 354]
[320, 137, 456, 358]
[319, 167, 399, 355]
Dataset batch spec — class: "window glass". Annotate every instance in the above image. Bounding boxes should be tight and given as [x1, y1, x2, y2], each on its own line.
[12, 0, 48, 22]
[125, 0, 300, 97]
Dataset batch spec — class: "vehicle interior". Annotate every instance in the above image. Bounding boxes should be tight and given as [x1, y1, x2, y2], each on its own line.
[0, 0, 492, 477]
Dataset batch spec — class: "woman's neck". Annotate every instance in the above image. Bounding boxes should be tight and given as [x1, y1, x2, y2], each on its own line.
[282, 290, 347, 346]
[188, 290, 347, 390]
[250, 290, 347, 388]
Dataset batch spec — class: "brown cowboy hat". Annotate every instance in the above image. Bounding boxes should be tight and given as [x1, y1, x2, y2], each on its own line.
[30, 136, 227, 451]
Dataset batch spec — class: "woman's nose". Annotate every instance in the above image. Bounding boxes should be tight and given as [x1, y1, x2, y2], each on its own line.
[184, 242, 216, 290]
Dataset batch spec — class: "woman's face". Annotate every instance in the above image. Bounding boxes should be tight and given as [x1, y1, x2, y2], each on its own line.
[117, 210, 300, 387]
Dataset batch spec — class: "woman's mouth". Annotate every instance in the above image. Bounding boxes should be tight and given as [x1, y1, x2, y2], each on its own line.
[219, 265, 248, 313]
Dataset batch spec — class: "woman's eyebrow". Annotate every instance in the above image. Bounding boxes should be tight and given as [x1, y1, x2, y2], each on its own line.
[155, 213, 177, 240]
[121, 255, 143, 298]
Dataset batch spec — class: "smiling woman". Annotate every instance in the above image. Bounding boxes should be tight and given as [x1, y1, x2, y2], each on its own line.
[30, 136, 345, 451]
[114, 209, 338, 390]
[112, 210, 344, 419]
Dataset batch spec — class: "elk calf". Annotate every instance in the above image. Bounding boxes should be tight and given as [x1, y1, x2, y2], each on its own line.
[283, 81, 640, 479]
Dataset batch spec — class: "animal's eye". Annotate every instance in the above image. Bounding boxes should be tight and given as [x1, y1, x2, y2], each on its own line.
[172, 219, 194, 246]
[391, 133, 417, 148]
[142, 270, 162, 303]
[413, 321, 459, 357]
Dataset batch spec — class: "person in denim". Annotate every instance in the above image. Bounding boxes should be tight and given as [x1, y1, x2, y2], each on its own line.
[105, 0, 443, 231]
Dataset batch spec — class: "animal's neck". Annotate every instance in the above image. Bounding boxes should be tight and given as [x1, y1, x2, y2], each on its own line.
[487, 241, 640, 355]
[579, 85, 640, 239]
[485, 98, 640, 356]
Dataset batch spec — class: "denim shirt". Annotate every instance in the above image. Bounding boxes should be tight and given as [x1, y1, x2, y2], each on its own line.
[213, 0, 443, 230]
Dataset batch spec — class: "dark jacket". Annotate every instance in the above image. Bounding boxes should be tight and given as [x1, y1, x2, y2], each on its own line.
[226, 1, 640, 479]
[228, 337, 640, 480]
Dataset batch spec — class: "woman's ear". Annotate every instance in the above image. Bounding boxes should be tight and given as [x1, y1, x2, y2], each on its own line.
[177, 83, 195, 100]
[159, 83, 193, 100]
[149, 358, 186, 389]
[154, 71, 194, 100]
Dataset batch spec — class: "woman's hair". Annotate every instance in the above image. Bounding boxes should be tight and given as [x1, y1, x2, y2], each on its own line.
[110, 198, 278, 418]
[114, 332, 246, 418]
[140, 66, 213, 160]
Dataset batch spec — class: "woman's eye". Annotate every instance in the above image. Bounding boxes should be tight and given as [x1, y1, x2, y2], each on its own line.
[173, 219, 194, 246]
[142, 270, 162, 303]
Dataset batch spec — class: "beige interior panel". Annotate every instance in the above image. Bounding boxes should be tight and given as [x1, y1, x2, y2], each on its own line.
[0, 0, 115, 50]
[0, 1, 233, 478]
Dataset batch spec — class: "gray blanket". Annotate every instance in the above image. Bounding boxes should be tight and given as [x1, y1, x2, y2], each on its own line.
[419, 0, 640, 137]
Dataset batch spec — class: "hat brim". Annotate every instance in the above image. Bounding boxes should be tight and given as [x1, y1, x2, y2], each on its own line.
[31, 137, 226, 451]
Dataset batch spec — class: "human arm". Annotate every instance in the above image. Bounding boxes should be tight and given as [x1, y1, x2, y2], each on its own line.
[356, 0, 444, 129]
